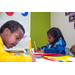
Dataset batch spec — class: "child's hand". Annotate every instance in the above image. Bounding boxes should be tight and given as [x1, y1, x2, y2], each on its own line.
[72, 44, 75, 54]
[34, 48, 43, 53]
[37, 49, 43, 53]
[34, 48, 40, 52]
[30, 54, 36, 62]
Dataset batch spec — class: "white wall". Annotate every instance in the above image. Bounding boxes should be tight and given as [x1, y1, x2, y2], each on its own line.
[51, 12, 75, 48]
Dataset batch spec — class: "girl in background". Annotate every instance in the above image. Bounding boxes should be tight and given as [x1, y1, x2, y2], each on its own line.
[34, 27, 66, 55]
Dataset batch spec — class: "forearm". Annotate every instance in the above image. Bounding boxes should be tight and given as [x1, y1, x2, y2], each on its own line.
[0, 52, 32, 62]
[43, 48, 59, 53]
[38, 46, 47, 50]
[43, 45, 65, 53]
[70, 48, 75, 55]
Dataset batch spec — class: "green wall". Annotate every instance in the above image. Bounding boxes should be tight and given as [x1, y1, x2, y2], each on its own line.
[30, 12, 51, 48]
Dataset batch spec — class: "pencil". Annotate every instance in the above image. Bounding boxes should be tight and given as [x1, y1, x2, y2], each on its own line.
[6, 50, 24, 53]
[29, 37, 32, 54]
[34, 41, 37, 48]
[0, 12, 2, 14]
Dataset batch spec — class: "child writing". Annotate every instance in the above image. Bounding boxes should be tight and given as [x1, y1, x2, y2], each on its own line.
[34, 27, 66, 55]
[0, 20, 36, 62]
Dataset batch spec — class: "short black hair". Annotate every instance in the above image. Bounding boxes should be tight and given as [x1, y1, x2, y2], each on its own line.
[0, 20, 25, 34]
[47, 27, 66, 48]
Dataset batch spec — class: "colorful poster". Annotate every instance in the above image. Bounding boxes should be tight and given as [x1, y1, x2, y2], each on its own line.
[0, 12, 30, 50]
[65, 12, 70, 16]
[65, 12, 75, 29]
[6, 12, 14, 16]
[74, 22, 75, 29]
[21, 12, 28, 16]
[69, 16, 74, 22]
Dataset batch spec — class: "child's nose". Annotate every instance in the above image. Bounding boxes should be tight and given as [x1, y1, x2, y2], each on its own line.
[16, 40, 19, 44]
[48, 38, 49, 41]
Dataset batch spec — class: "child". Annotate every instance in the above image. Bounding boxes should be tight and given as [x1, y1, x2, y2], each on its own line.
[0, 20, 36, 62]
[70, 44, 75, 56]
[34, 27, 66, 55]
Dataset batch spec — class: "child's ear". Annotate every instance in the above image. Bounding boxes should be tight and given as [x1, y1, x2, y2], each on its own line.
[4, 28, 10, 35]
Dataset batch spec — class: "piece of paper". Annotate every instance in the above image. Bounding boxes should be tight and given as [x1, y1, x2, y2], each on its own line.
[36, 58, 54, 62]
[68, 58, 75, 62]
[44, 56, 74, 62]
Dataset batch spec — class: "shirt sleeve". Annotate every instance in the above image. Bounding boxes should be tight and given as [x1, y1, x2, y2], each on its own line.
[0, 45, 32, 62]
[0, 52, 32, 62]
[38, 46, 47, 50]
[43, 44, 65, 54]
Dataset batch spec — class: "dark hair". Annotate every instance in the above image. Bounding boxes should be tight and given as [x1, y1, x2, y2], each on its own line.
[47, 27, 66, 48]
[0, 20, 25, 34]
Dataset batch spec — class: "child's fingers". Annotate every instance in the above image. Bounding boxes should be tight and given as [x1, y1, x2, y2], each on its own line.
[30, 54, 36, 62]
[34, 48, 37, 52]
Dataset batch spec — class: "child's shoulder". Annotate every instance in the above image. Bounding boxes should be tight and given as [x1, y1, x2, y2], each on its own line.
[56, 37, 66, 45]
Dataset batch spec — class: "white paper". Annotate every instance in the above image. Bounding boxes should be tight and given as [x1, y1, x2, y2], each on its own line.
[36, 58, 54, 62]
[68, 58, 75, 62]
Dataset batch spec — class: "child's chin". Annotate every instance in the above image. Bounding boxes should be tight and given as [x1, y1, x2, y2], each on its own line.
[7, 47, 10, 49]
[6, 46, 10, 49]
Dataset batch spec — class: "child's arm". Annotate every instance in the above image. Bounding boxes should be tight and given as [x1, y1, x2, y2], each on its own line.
[0, 52, 36, 62]
[43, 45, 65, 54]
[0, 38, 36, 62]
[0, 46, 36, 62]
[70, 44, 75, 55]
[34, 46, 47, 52]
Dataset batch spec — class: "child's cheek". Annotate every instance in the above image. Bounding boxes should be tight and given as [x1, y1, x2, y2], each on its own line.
[8, 37, 16, 43]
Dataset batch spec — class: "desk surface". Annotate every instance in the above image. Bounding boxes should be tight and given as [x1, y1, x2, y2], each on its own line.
[13, 52, 75, 62]
[14, 52, 54, 62]
[36, 58, 54, 62]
